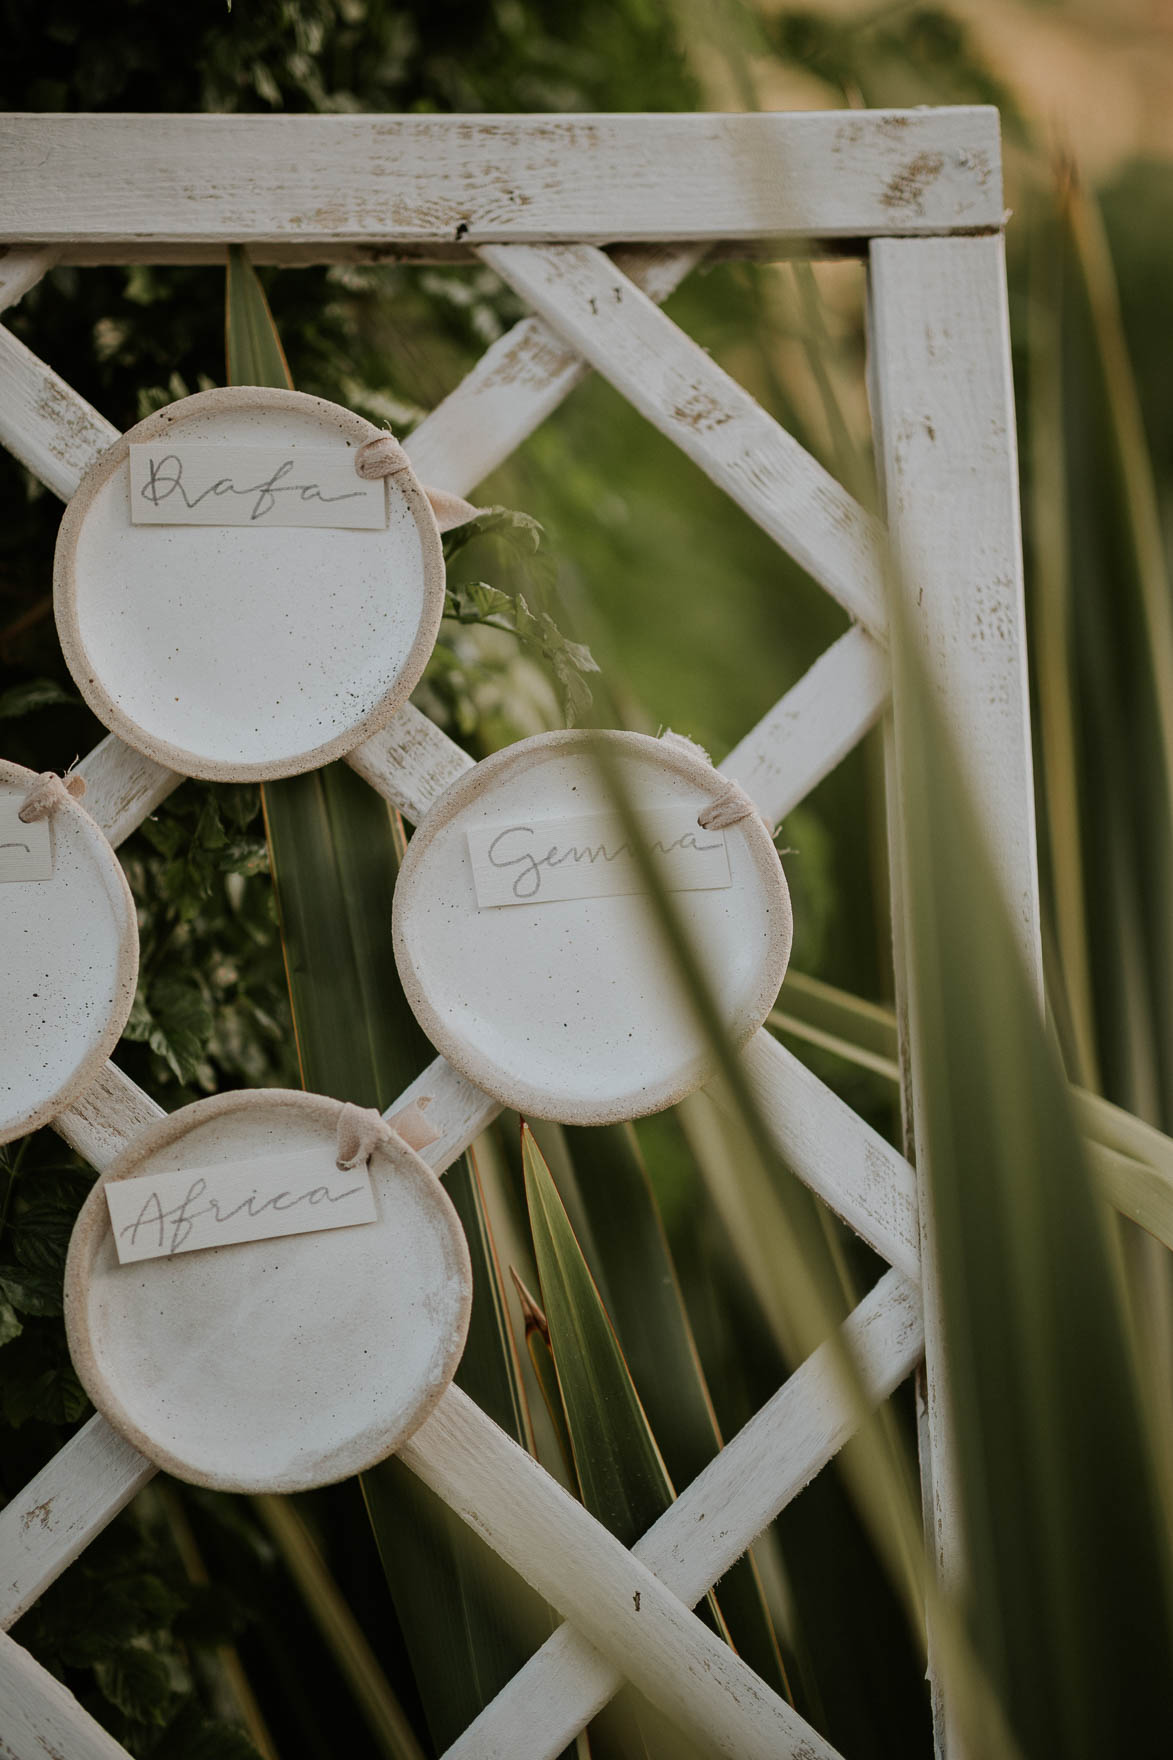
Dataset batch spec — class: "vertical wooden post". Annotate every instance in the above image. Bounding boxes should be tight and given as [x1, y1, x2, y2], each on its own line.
[867, 231, 1043, 1754]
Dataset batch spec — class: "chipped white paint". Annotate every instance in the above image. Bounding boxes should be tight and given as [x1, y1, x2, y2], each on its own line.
[55, 388, 446, 782]
[66, 1089, 472, 1493]
[0, 110, 1004, 250]
[402, 1386, 844, 1760]
[726, 1028, 921, 1280]
[0, 758, 138, 1144]
[0, 1414, 155, 1631]
[74, 733, 182, 847]
[0, 1631, 137, 1759]
[393, 730, 792, 1124]
[445, 1268, 924, 1760]
[869, 233, 1041, 1755]
[0, 320, 117, 499]
[346, 705, 475, 825]
[720, 625, 890, 825]
[481, 242, 888, 635]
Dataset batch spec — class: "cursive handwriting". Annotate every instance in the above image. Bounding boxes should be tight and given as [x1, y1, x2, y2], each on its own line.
[487, 823, 723, 901]
[120, 1175, 364, 1256]
[140, 453, 365, 523]
[0, 841, 30, 854]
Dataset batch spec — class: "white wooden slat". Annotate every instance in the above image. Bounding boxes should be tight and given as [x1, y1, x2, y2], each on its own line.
[869, 236, 1041, 978]
[480, 242, 887, 635]
[0, 246, 56, 313]
[720, 625, 889, 825]
[384, 1055, 502, 1173]
[0, 1631, 134, 1759]
[868, 233, 1041, 1758]
[0, 110, 1004, 249]
[75, 733, 182, 847]
[445, 1268, 923, 1760]
[0, 1417, 155, 1631]
[347, 707, 476, 826]
[401, 1385, 843, 1760]
[0, 322, 116, 499]
[52, 1060, 164, 1170]
[726, 1028, 921, 1280]
[404, 243, 702, 496]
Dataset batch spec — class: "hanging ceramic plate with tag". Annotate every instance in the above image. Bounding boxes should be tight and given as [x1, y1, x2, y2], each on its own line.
[54, 387, 445, 782]
[0, 758, 138, 1144]
[65, 1089, 472, 1493]
[392, 729, 792, 1125]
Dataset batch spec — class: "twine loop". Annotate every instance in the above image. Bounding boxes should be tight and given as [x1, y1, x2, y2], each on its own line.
[335, 1098, 438, 1171]
[355, 435, 412, 480]
[18, 771, 86, 825]
[659, 731, 763, 833]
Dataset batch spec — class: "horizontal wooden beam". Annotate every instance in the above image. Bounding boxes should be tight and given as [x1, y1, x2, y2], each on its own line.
[0, 111, 1002, 250]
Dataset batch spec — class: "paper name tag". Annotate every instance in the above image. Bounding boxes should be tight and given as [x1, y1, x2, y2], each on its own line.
[0, 800, 52, 883]
[128, 443, 387, 529]
[467, 808, 731, 908]
[105, 1147, 378, 1264]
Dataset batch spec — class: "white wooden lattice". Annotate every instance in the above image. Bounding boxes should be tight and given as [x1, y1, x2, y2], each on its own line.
[0, 107, 1036, 1760]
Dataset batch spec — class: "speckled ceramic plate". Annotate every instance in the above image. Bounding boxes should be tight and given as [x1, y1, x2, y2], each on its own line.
[0, 757, 138, 1144]
[392, 729, 793, 1125]
[65, 1089, 472, 1493]
[54, 387, 445, 782]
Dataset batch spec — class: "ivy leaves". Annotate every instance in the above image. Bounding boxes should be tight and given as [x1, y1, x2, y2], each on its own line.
[440, 506, 600, 726]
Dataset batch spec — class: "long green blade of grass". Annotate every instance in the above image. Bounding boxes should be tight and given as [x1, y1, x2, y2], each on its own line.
[225, 246, 547, 1757]
[891, 583, 1173, 1756]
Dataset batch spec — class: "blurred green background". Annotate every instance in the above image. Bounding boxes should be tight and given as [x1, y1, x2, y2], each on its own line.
[4, 4, 1173, 1758]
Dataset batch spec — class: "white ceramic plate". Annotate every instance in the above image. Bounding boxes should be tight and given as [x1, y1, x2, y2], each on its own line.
[392, 730, 793, 1125]
[0, 758, 138, 1144]
[65, 1089, 472, 1493]
[54, 388, 445, 782]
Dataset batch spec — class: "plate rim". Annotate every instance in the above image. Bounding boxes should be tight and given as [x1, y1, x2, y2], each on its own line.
[64, 1086, 473, 1493]
[53, 386, 446, 783]
[391, 727, 793, 1125]
[0, 755, 139, 1145]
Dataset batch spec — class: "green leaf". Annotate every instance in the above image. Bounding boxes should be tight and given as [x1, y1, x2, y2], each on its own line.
[553, 1120, 792, 1701]
[0, 1295, 23, 1348]
[440, 504, 543, 565]
[0, 1262, 64, 1317]
[141, 977, 215, 1086]
[226, 246, 292, 391]
[0, 678, 79, 719]
[227, 250, 544, 1752]
[444, 582, 600, 725]
[891, 588, 1173, 1756]
[94, 1646, 175, 1725]
[522, 1123, 675, 1547]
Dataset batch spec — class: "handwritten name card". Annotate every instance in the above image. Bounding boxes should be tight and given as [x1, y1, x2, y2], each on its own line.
[467, 808, 731, 908]
[105, 1147, 378, 1264]
[0, 799, 52, 883]
[128, 443, 387, 529]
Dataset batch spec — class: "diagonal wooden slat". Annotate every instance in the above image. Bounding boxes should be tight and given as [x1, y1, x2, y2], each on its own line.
[0, 246, 57, 313]
[720, 624, 889, 826]
[0, 1631, 136, 1760]
[479, 242, 888, 635]
[445, 1268, 923, 1760]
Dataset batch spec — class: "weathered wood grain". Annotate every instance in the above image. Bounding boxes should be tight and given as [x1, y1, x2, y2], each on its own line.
[75, 734, 182, 846]
[0, 110, 1004, 249]
[403, 1386, 844, 1760]
[0, 1418, 155, 1631]
[720, 626, 889, 826]
[347, 707, 475, 825]
[445, 1269, 923, 1760]
[0, 322, 117, 499]
[869, 233, 1041, 1757]
[0, 1631, 136, 1758]
[480, 242, 887, 633]
[727, 1028, 921, 1280]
